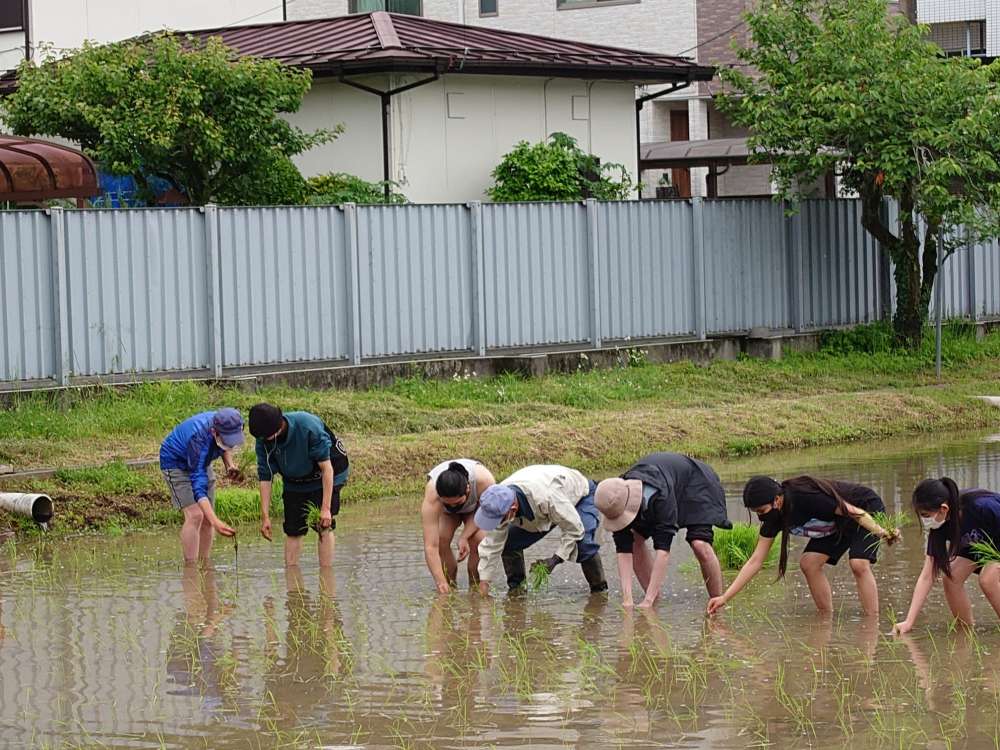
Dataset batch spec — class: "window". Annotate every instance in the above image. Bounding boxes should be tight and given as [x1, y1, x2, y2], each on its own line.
[556, 0, 639, 10]
[348, 0, 422, 15]
[0, 0, 25, 31]
[928, 20, 987, 57]
[480, 0, 498, 16]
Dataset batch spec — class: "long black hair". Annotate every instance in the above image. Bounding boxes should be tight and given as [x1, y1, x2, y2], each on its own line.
[436, 461, 470, 500]
[745, 475, 861, 577]
[912, 477, 993, 577]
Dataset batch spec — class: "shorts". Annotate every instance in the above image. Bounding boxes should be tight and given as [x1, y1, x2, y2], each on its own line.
[627, 522, 714, 552]
[804, 524, 879, 566]
[283, 484, 343, 537]
[163, 467, 215, 510]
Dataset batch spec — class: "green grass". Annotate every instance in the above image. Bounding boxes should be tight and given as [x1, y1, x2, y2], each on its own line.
[1, 322, 999, 536]
[713, 523, 777, 569]
[528, 561, 552, 591]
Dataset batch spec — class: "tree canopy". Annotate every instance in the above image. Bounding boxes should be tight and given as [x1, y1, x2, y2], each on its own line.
[3, 34, 337, 206]
[719, 0, 1000, 345]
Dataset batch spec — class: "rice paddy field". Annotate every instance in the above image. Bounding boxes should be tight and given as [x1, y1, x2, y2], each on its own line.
[2, 432, 1000, 749]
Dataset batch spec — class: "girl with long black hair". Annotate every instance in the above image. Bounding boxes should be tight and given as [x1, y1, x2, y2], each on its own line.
[707, 475, 899, 615]
[892, 478, 1000, 634]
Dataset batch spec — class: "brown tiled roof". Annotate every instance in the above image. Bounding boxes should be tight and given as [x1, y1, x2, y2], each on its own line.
[182, 11, 714, 83]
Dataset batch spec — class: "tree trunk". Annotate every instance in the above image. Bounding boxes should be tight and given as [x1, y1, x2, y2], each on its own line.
[860, 183, 934, 348]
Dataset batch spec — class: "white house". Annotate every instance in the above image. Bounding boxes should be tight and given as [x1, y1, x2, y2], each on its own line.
[919, 0, 998, 59]
[184, 11, 713, 203]
[0, 0, 283, 72]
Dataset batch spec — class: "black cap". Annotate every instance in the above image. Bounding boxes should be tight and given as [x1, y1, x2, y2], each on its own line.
[248, 403, 283, 439]
[743, 476, 781, 508]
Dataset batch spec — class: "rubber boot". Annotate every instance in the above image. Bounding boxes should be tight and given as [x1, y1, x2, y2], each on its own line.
[580, 555, 608, 593]
[502, 549, 526, 592]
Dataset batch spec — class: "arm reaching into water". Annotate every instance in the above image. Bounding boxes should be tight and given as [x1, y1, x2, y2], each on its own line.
[893, 555, 936, 635]
[706, 535, 775, 615]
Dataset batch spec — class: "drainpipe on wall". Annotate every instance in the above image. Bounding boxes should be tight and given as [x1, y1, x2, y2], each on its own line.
[339, 72, 440, 200]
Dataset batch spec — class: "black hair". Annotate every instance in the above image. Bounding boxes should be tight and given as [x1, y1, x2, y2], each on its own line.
[248, 402, 283, 439]
[911, 477, 991, 577]
[745, 475, 861, 578]
[436, 461, 471, 500]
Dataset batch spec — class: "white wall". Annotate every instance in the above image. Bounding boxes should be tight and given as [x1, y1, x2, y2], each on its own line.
[0, 30, 24, 70]
[27, 0, 282, 55]
[918, 0, 998, 55]
[287, 73, 638, 203]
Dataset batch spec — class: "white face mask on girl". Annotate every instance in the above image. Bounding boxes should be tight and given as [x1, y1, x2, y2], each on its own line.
[921, 514, 946, 531]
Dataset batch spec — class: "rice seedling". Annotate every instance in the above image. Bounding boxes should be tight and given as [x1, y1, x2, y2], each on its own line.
[713, 523, 775, 569]
[969, 536, 1000, 564]
[305, 504, 331, 535]
[528, 561, 551, 591]
[870, 510, 909, 532]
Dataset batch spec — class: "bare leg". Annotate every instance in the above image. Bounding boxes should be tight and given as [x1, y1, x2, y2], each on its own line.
[942, 558, 977, 627]
[799, 552, 834, 614]
[849, 558, 879, 615]
[466, 528, 485, 587]
[631, 533, 653, 590]
[438, 513, 463, 584]
[198, 517, 215, 565]
[689, 539, 724, 598]
[180, 504, 206, 564]
[285, 535, 304, 568]
[318, 529, 336, 568]
[979, 563, 1000, 619]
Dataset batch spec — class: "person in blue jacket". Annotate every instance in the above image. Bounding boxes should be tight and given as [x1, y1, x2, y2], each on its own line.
[160, 408, 244, 564]
[893, 478, 1000, 634]
[249, 403, 350, 568]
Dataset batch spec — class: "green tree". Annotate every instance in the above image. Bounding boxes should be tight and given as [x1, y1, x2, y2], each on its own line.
[2, 34, 337, 206]
[306, 172, 407, 204]
[719, 0, 1000, 346]
[488, 132, 633, 202]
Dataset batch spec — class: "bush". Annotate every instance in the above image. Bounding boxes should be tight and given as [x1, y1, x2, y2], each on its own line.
[306, 172, 407, 205]
[488, 132, 633, 202]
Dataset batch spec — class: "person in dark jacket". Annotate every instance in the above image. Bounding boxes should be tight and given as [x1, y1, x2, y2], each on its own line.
[707, 475, 900, 616]
[893, 478, 1000, 634]
[159, 408, 243, 564]
[249, 403, 349, 568]
[595, 452, 731, 608]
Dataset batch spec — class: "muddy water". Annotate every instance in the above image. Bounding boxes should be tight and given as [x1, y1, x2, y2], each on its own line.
[2, 434, 1000, 749]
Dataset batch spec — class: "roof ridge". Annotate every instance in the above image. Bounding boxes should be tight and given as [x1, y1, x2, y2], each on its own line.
[371, 11, 401, 50]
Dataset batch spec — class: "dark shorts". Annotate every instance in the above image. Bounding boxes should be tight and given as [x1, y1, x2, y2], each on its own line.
[804, 524, 879, 566]
[283, 484, 343, 537]
[956, 548, 1000, 575]
[629, 523, 714, 552]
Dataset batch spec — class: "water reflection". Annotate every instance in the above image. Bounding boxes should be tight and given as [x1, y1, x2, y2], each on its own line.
[1, 433, 1000, 748]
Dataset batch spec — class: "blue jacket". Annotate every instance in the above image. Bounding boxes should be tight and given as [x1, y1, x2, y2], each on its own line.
[159, 411, 224, 501]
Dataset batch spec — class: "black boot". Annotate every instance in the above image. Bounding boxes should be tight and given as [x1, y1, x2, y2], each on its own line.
[580, 555, 608, 593]
[502, 549, 526, 591]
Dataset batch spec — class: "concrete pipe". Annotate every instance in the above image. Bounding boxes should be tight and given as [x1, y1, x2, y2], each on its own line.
[0, 493, 54, 526]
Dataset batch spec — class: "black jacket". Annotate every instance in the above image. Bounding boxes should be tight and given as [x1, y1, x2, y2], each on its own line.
[622, 452, 732, 531]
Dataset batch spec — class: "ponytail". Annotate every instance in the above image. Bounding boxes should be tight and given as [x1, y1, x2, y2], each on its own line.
[775, 476, 861, 578]
[913, 476, 963, 577]
[436, 461, 471, 500]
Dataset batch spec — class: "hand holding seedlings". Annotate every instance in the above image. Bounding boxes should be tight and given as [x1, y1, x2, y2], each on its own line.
[456, 536, 470, 562]
[226, 466, 242, 482]
[261, 517, 273, 541]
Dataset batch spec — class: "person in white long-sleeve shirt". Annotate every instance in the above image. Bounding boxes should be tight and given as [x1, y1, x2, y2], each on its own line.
[475, 464, 607, 595]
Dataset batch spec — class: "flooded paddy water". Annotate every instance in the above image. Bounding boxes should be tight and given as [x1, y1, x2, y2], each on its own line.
[2, 434, 1000, 749]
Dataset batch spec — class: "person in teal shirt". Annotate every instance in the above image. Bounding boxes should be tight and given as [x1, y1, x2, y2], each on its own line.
[249, 403, 350, 568]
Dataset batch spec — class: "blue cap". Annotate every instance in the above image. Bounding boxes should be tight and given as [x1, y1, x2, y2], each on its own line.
[475, 484, 517, 531]
[212, 407, 245, 449]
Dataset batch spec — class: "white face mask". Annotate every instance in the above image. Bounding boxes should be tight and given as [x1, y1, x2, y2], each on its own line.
[921, 514, 946, 531]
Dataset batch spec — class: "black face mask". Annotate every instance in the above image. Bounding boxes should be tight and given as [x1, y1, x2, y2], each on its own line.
[756, 508, 782, 525]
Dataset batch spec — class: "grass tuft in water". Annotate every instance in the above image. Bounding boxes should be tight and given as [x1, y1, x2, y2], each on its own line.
[713, 523, 775, 570]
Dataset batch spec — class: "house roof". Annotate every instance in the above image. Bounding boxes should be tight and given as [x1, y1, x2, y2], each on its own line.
[0, 135, 99, 202]
[640, 137, 761, 169]
[181, 11, 715, 83]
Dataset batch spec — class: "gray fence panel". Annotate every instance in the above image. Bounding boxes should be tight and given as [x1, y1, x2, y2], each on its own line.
[799, 200, 883, 327]
[482, 202, 590, 349]
[218, 206, 350, 368]
[63, 209, 209, 376]
[702, 199, 789, 332]
[975, 237, 1000, 318]
[597, 201, 697, 341]
[0, 212, 54, 382]
[356, 204, 473, 358]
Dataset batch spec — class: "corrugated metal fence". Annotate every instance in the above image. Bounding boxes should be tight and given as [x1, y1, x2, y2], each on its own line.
[0, 198, 996, 389]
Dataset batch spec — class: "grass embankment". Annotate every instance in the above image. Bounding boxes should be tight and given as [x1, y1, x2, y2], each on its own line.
[0, 323, 998, 535]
